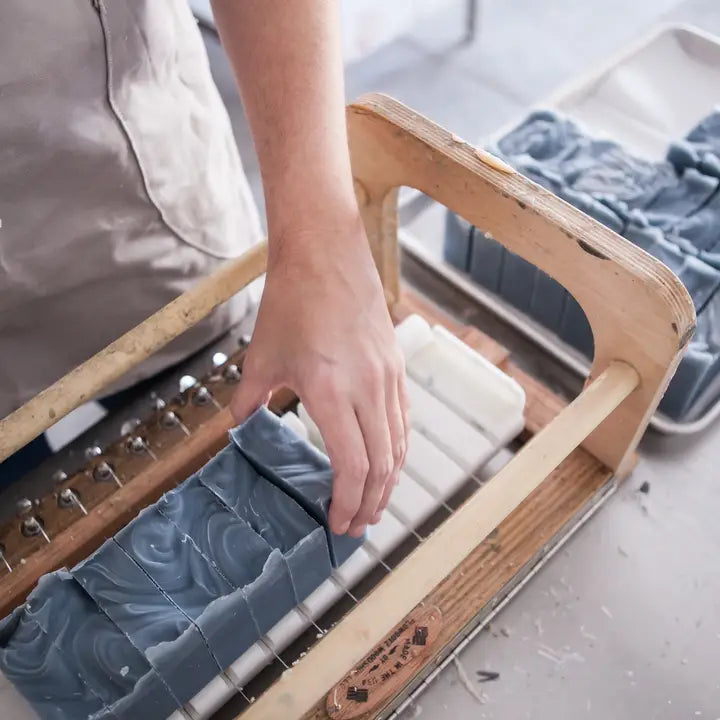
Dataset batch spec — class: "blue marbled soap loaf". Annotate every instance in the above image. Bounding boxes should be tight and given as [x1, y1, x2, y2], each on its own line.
[2, 410, 352, 718]
[115, 505, 258, 671]
[24, 569, 178, 720]
[230, 407, 364, 567]
[445, 109, 720, 421]
[72, 539, 221, 704]
[0, 606, 107, 720]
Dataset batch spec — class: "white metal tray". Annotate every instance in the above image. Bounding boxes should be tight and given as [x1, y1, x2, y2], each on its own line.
[402, 23, 720, 435]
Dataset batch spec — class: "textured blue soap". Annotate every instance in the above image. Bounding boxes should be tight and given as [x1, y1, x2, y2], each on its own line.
[115, 505, 258, 670]
[643, 168, 718, 229]
[25, 569, 178, 717]
[0, 607, 107, 720]
[229, 407, 364, 566]
[72, 539, 220, 703]
[158, 477, 298, 635]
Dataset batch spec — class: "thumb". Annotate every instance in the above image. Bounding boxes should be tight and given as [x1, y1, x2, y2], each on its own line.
[230, 364, 273, 425]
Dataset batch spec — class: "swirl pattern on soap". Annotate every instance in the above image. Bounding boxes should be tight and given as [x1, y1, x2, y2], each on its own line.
[117, 506, 233, 620]
[0, 611, 106, 719]
[159, 478, 272, 589]
[73, 540, 189, 652]
[26, 571, 152, 705]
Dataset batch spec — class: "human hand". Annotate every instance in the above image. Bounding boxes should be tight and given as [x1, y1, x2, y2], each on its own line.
[231, 212, 409, 537]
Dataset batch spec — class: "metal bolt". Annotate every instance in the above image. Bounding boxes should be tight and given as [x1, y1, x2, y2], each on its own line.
[179, 375, 197, 394]
[84, 445, 102, 461]
[57, 488, 76, 509]
[120, 418, 141, 437]
[92, 461, 113, 482]
[212, 351, 228, 369]
[151, 394, 166, 412]
[126, 436, 146, 454]
[223, 364, 241, 383]
[192, 386, 213, 406]
[51, 470, 68, 486]
[21, 516, 42, 537]
[15, 498, 33, 517]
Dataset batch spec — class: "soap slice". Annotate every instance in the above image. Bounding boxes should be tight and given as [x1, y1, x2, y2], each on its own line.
[229, 407, 364, 566]
[0, 607, 106, 720]
[72, 539, 219, 704]
[116, 505, 258, 670]
[24, 569, 178, 718]
[158, 478, 298, 636]
[196, 443, 334, 597]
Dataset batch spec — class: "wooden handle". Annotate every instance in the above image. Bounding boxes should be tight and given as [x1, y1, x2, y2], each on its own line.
[239, 361, 640, 720]
[348, 94, 695, 475]
[0, 243, 268, 462]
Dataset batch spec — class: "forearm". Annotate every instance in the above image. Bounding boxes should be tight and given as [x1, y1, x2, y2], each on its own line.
[210, 0, 357, 250]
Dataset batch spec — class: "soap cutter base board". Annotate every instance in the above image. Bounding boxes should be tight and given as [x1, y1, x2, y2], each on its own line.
[0, 289, 621, 720]
[0, 94, 692, 720]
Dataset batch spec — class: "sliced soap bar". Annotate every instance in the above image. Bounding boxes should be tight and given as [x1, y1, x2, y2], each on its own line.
[0, 607, 107, 720]
[158, 478, 298, 636]
[25, 569, 178, 719]
[72, 538, 219, 704]
[643, 168, 718, 229]
[116, 505, 258, 670]
[229, 407, 364, 567]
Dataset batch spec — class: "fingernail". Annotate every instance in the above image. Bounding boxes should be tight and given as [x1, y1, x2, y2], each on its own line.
[337, 521, 350, 535]
[371, 511, 383, 524]
[348, 524, 366, 538]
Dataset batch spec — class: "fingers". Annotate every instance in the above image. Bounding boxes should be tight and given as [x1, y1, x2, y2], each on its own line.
[371, 371, 408, 523]
[303, 391, 368, 536]
[229, 353, 273, 425]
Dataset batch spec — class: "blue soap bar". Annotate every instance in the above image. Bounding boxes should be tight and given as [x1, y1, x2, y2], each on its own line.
[115, 505, 258, 669]
[159, 476, 273, 587]
[672, 187, 720, 253]
[643, 168, 718, 229]
[24, 570, 178, 717]
[244, 548, 299, 635]
[158, 479, 298, 634]
[72, 539, 219, 703]
[530, 271, 568, 332]
[557, 186, 625, 233]
[624, 222, 720, 312]
[685, 108, 720, 156]
[229, 408, 364, 566]
[496, 110, 583, 165]
[498, 250, 537, 313]
[0, 607, 107, 720]
[469, 231, 505, 293]
[195, 443, 318, 553]
[570, 145, 676, 209]
[443, 212, 473, 271]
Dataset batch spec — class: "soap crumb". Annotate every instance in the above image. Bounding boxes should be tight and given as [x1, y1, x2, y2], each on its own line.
[638, 481, 651, 494]
[533, 618, 544, 636]
[601, 606, 614, 620]
[119, 666, 129, 677]
[617, 546, 629, 558]
[580, 626, 596, 641]
[500, 627, 511, 638]
[408, 702, 423, 717]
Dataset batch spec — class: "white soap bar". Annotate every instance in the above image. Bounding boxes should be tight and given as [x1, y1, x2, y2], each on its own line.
[408, 324, 525, 441]
[332, 547, 376, 589]
[187, 674, 235, 718]
[406, 377, 494, 471]
[364, 509, 407, 557]
[279, 411, 309, 441]
[227, 642, 273, 689]
[388, 471, 438, 528]
[264, 609, 308, 653]
[395, 313, 434, 360]
[297, 403, 326, 452]
[403, 429, 467, 501]
[300, 578, 345, 620]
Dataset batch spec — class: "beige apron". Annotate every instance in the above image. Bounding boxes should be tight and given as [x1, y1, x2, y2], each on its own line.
[0, 0, 262, 419]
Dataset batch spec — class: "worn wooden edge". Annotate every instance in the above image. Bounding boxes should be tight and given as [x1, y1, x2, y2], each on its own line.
[348, 93, 693, 477]
[239, 298, 637, 719]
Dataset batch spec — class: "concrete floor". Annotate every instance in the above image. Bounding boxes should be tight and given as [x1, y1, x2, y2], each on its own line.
[203, 1, 720, 717]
